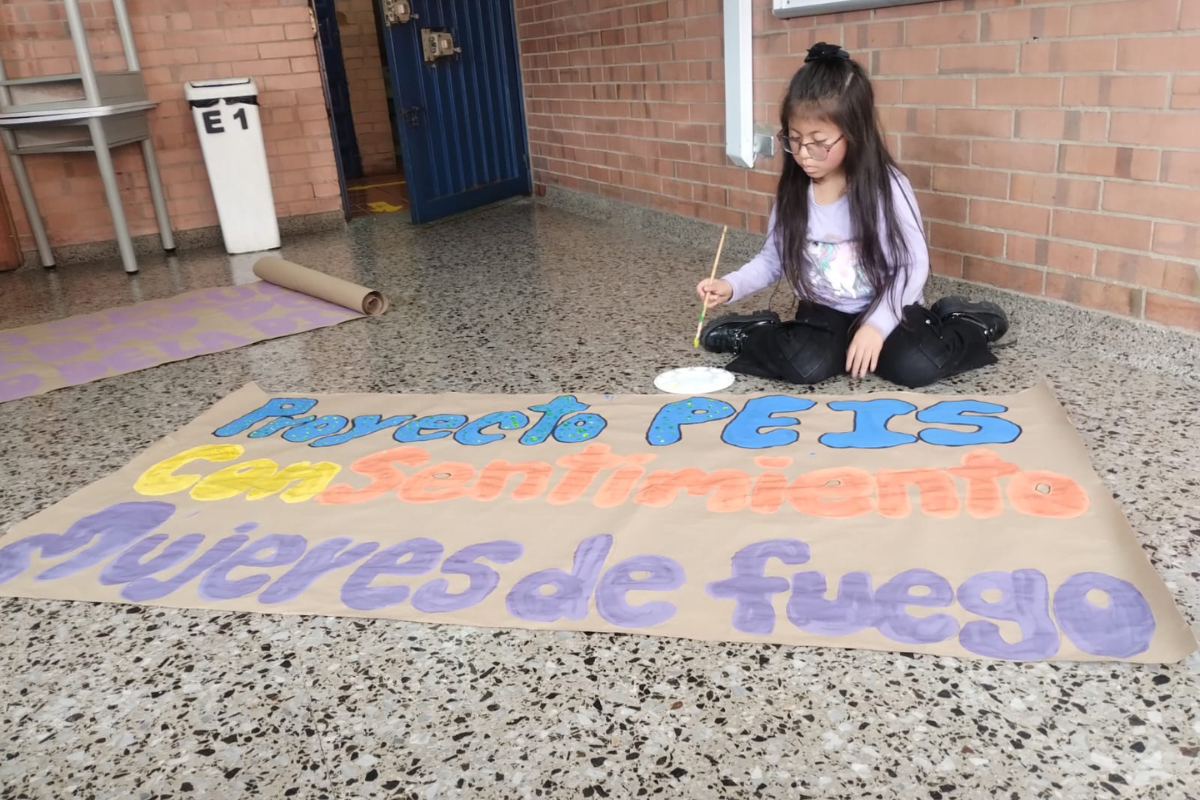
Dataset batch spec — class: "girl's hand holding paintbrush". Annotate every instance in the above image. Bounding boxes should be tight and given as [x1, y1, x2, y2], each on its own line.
[695, 277, 733, 307]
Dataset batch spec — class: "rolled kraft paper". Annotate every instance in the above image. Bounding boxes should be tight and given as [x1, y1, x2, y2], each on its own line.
[252, 256, 389, 316]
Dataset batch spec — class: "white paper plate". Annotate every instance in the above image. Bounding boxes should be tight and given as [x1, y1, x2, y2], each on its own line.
[653, 366, 735, 395]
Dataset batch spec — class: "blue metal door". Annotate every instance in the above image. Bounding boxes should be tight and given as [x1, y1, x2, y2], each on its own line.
[378, 0, 531, 224]
[312, 0, 363, 181]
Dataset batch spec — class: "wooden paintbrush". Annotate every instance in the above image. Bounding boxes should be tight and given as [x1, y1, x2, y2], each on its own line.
[693, 225, 728, 348]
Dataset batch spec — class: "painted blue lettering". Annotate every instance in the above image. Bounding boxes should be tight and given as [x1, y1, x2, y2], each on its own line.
[393, 415, 469, 443]
[647, 397, 737, 447]
[310, 415, 415, 447]
[722, 396, 816, 449]
[820, 399, 918, 449]
[521, 396, 589, 446]
[916, 400, 1022, 447]
[212, 398, 319, 437]
[453, 411, 530, 446]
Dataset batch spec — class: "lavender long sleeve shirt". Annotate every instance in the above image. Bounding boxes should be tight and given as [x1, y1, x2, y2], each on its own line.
[722, 171, 929, 338]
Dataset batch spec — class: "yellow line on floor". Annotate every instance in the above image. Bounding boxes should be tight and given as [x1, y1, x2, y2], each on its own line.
[347, 180, 407, 191]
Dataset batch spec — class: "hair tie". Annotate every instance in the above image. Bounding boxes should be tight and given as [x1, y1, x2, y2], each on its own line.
[804, 42, 850, 63]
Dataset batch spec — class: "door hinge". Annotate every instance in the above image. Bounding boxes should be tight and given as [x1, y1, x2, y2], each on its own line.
[383, 0, 416, 26]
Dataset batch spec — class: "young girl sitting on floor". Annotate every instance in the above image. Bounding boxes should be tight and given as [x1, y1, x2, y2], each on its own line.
[697, 43, 1007, 388]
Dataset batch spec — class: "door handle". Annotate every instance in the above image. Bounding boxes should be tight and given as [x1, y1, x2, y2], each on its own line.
[402, 106, 422, 127]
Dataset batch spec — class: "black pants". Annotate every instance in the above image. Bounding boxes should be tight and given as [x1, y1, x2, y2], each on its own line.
[727, 302, 997, 388]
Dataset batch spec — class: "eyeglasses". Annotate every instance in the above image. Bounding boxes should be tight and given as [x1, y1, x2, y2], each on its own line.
[777, 132, 844, 161]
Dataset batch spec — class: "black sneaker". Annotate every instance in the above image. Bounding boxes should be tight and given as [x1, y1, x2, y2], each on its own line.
[931, 297, 1009, 343]
[700, 310, 780, 355]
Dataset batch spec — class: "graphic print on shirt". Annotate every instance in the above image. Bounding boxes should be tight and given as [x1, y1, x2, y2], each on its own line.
[806, 239, 870, 303]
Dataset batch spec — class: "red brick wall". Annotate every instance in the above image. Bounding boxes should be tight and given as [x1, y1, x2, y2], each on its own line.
[0, 0, 342, 255]
[337, 0, 397, 176]
[516, 0, 1200, 332]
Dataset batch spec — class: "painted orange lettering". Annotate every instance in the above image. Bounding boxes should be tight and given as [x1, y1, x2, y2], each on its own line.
[633, 468, 751, 513]
[875, 468, 960, 519]
[318, 446, 429, 505]
[472, 460, 553, 501]
[548, 444, 626, 505]
[1007, 470, 1090, 518]
[593, 453, 656, 508]
[947, 449, 1019, 519]
[787, 467, 874, 518]
[750, 457, 792, 515]
[399, 462, 476, 504]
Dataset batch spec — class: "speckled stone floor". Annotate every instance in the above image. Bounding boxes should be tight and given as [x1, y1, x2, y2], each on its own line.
[1, 200, 1198, 800]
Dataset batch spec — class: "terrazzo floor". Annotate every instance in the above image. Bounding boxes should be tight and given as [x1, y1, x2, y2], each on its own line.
[1, 199, 1198, 800]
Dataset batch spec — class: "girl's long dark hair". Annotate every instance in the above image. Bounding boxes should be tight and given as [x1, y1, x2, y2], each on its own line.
[774, 51, 916, 325]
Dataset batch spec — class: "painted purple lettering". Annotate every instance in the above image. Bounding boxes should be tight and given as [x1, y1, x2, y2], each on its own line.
[258, 537, 380, 604]
[874, 569, 958, 644]
[411, 541, 524, 613]
[1053, 572, 1154, 658]
[212, 397, 319, 437]
[223, 300, 275, 320]
[0, 350, 27, 371]
[202, 286, 259, 303]
[340, 538, 443, 611]
[194, 332, 252, 351]
[92, 325, 148, 351]
[105, 347, 158, 373]
[706, 539, 810, 635]
[157, 340, 209, 360]
[121, 534, 249, 601]
[57, 358, 109, 384]
[157, 295, 214, 314]
[595, 554, 685, 628]
[99, 533, 206, 585]
[251, 318, 300, 337]
[0, 502, 175, 584]
[144, 315, 199, 335]
[957, 570, 1060, 660]
[105, 307, 158, 325]
[0, 331, 30, 347]
[45, 317, 103, 336]
[505, 534, 613, 622]
[196, 534, 307, 601]
[786, 571, 877, 636]
[0, 373, 41, 402]
[29, 340, 89, 362]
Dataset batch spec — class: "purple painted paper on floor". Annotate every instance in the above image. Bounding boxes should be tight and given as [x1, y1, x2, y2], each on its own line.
[0, 282, 361, 403]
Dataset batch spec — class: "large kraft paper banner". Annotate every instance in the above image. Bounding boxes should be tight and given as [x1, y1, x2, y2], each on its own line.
[0, 258, 385, 403]
[0, 382, 1194, 663]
